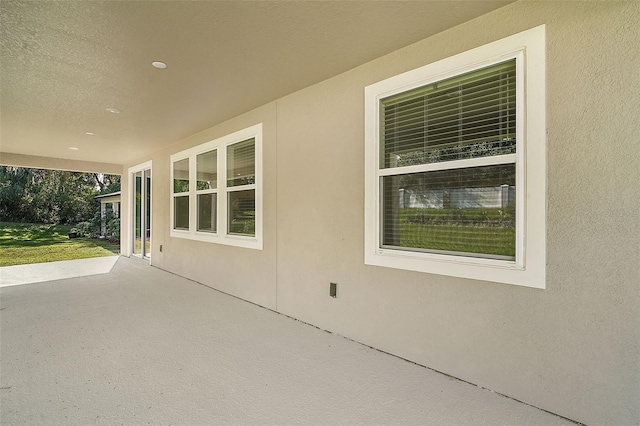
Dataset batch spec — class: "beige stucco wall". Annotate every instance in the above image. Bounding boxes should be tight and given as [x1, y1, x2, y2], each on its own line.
[123, 2, 640, 424]
[123, 104, 278, 309]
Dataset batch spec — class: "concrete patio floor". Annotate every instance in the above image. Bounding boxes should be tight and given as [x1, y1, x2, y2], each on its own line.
[1, 256, 575, 425]
[0, 256, 119, 288]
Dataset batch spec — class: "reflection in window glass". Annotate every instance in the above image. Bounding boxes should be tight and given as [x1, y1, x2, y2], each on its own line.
[197, 150, 217, 191]
[228, 190, 255, 236]
[174, 196, 189, 230]
[227, 139, 255, 187]
[197, 193, 217, 232]
[145, 169, 152, 256]
[173, 158, 189, 193]
[134, 172, 142, 254]
[382, 164, 516, 258]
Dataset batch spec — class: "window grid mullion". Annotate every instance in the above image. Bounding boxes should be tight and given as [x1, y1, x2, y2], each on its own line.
[226, 184, 256, 193]
[378, 153, 516, 177]
[196, 188, 218, 195]
[170, 123, 262, 250]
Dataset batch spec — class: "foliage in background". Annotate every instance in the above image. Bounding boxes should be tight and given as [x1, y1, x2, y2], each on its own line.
[0, 222, 119, 267]
[0, 166, 120, 224]
[103, 210, 121, 242]
[71, 210, 120, 242]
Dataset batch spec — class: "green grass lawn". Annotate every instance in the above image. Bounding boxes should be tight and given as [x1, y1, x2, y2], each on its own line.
[395, 208, 516, 257]
[399, 223, 515, 257]
[0, 222, 120, 267]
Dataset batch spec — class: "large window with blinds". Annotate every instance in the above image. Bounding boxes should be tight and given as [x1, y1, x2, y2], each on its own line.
[170, 124, 263, 250]
[381, 60, 517, 259]
[364, 26, 546, 288]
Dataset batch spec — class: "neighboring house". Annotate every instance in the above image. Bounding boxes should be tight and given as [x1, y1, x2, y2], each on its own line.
[398, 186, 515, 209]
[94, 191, 121, 237]
[1, 2, 638, 425]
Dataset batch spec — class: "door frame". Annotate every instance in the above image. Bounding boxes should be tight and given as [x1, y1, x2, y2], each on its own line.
[127, 160, 152, 261]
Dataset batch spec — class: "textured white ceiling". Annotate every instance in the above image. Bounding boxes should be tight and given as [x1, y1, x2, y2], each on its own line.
[0, 0, 510, 167]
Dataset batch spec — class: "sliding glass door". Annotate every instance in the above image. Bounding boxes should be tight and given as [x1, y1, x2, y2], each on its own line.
[131, 163, 152, 259]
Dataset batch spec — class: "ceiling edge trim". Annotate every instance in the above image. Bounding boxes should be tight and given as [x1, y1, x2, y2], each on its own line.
[0, 152, 122, 175]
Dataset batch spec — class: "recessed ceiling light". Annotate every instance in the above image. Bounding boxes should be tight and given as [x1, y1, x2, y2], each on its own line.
[106, 107, 121, 114]
[152, 61, 167, 69]
[69, 147, 80, 151]
[85, 131, 94, 136]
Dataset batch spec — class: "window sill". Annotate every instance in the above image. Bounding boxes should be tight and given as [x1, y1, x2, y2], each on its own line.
[170, 229, 262, 250]
[365, 249, 543, 289]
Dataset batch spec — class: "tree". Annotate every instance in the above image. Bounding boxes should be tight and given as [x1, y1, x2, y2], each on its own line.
[94, 173, 121, 194]
[0, 167, 35, 221]
[0, 166, 120, 225]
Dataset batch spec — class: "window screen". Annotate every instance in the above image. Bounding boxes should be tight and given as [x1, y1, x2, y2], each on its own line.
[382, 164, 516, 258]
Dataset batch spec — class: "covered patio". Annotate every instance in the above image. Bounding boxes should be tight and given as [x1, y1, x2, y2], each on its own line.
[2, 2, 639, 424]
[0, 257, 572, 425]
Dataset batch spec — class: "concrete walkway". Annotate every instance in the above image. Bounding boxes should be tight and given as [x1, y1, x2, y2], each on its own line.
[0, 256, 119, 287]
[0, 257, 575, 425]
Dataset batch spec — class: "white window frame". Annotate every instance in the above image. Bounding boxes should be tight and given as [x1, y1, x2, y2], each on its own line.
[170, 123, 263, 250]
[195, 149, 218, 233]
[171, 157, 190, 231]
[128, 160, 152, 259]
[364, 25, 546, 289]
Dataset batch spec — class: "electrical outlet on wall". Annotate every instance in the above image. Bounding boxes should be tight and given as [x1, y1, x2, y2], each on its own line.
[330, 282, 337, 298]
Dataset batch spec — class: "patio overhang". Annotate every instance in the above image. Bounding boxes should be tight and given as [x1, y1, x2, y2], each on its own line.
[0, 152, 121, 175]
[0, 0, 513, 167]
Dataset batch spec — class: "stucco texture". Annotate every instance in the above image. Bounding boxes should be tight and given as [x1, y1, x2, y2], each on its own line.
[123, 2, 640, 424]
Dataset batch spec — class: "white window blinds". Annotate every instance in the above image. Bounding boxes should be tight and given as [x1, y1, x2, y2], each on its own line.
[381, 60, 516, 168]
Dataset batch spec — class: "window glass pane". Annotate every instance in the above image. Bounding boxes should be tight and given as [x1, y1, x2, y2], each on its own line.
[197, 193, 217, 233]
[380, 60, 516, 169]
[173, 158, 189, 193]
[134, 171, 142, 255]
[382, 164, 516, 258]
[145, 169, 151, 256]
[174, 196, 189, 230]
[197, 150, 217, 191]
[227, 138, 255, 187]
[228, 190, 255, 236]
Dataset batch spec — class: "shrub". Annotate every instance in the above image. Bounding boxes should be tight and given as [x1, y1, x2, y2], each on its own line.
[106, 215, 120, 242]
[73, 221, 94, 237]
[402, 207, 515, 228]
